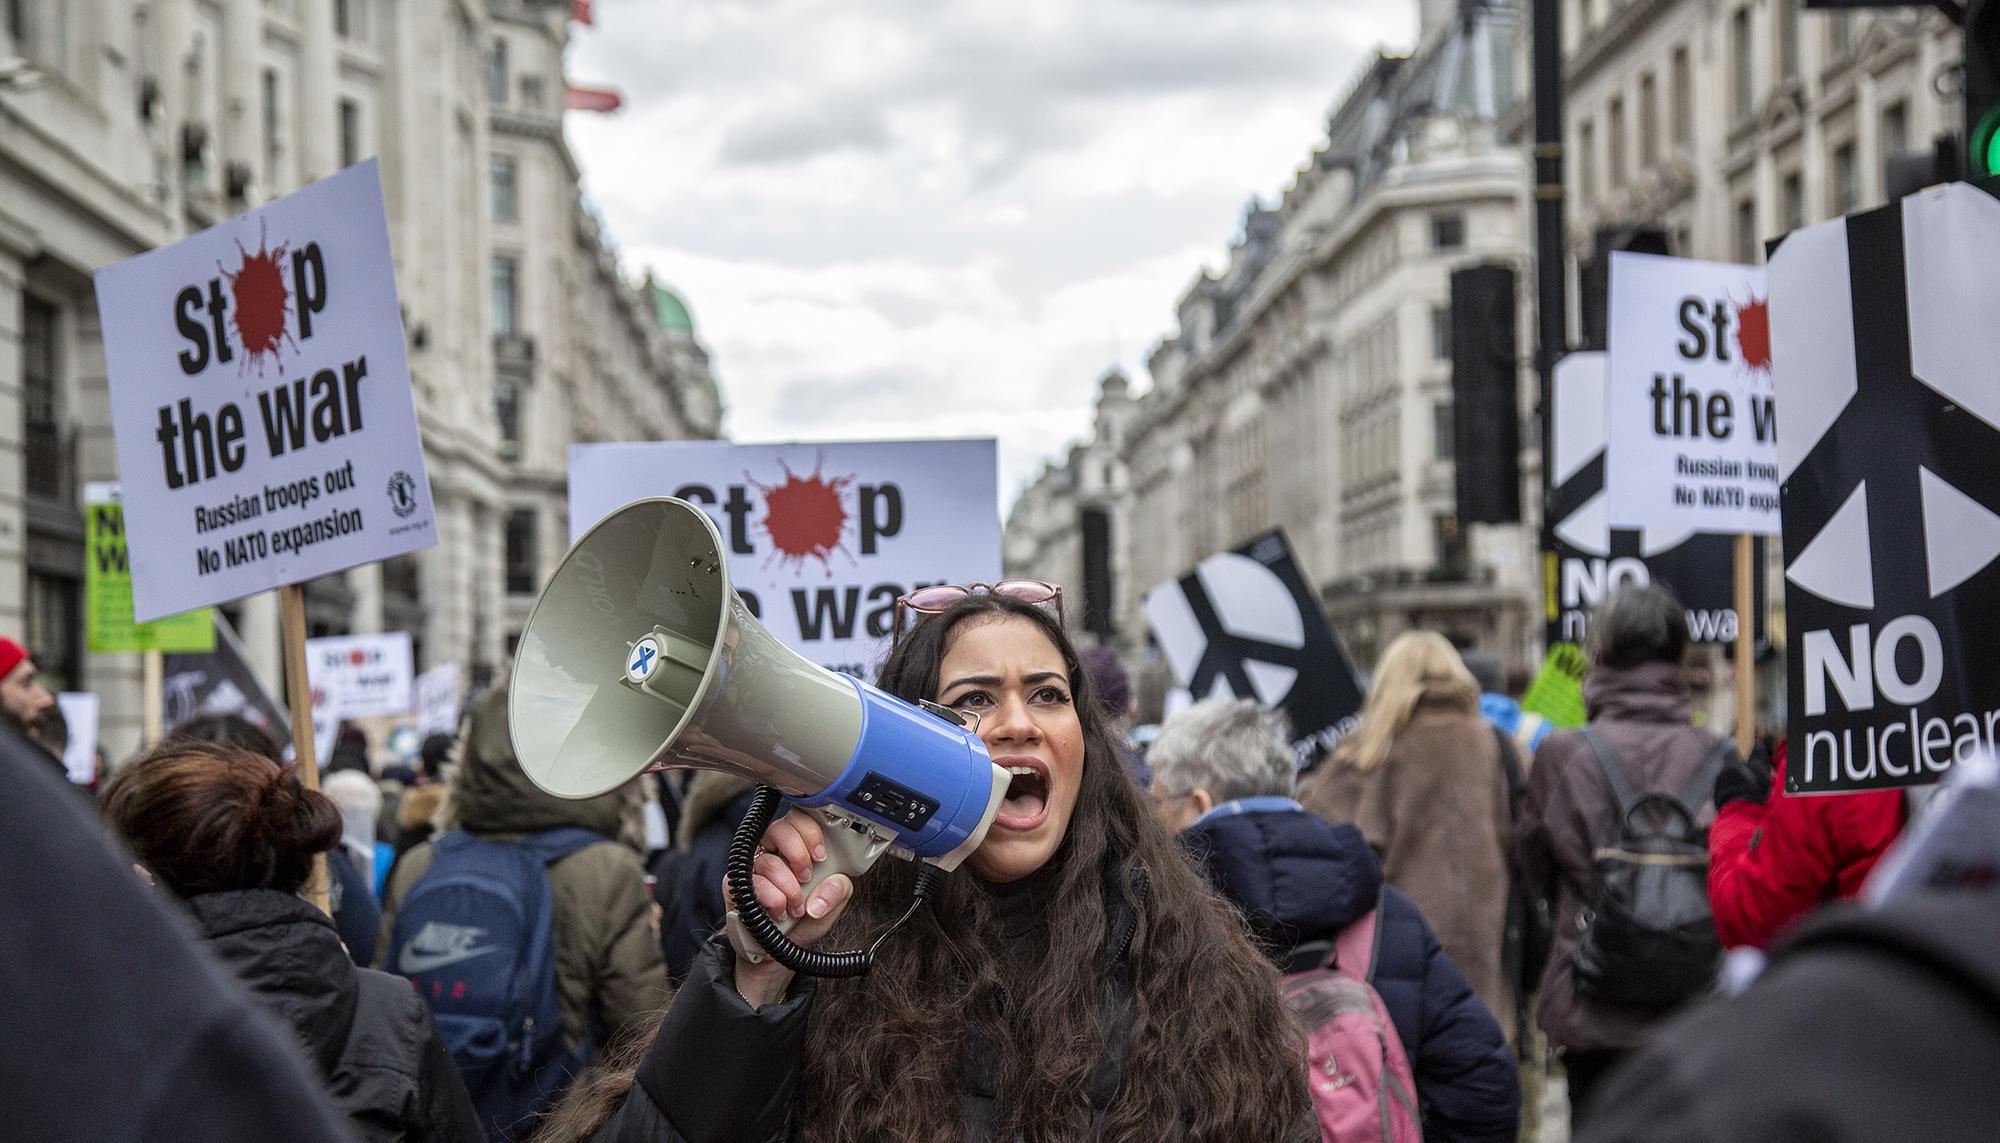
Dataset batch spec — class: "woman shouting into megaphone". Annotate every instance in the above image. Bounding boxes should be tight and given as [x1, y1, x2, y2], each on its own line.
[537, 589, 1314, 1142]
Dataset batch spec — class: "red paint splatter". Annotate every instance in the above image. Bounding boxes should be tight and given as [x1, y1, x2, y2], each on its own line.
[220, 220, 297, 376]
[1735, 294, 1771, 375]
[749, 456, 854, 576]
[348, 649, 368, 666]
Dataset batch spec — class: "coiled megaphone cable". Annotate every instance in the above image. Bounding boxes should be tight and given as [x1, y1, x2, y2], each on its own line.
[725, 785, 943, 978]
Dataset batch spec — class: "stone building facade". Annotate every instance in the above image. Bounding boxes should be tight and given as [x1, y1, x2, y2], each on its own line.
[0, 0, 718, 758]
[1008, 0, 1542, 694]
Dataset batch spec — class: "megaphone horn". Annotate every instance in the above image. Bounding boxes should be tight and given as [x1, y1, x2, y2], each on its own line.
[510, 497, 1010, 975]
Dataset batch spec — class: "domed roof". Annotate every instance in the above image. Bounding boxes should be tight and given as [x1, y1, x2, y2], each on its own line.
[641, 271, 695, 335]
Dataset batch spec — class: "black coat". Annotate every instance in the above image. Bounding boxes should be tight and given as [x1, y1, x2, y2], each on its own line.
[1182, 807, 1521, 1143]
[583, 862, 1311, 1142]
[656, 777, 760, 982]
[1579, 889, 2000, 1142]
[187, 888, 484, 1143]
[0, 724, 356, 1143]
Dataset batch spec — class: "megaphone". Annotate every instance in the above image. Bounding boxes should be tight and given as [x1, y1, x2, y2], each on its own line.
[510, 497, 1009, 976]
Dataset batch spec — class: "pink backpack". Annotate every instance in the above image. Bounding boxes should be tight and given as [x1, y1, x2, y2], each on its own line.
[1280, 895, 1423, 1143]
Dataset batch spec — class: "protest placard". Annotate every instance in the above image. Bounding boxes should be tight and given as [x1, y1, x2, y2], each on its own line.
[56, 693, 99, 785]
[308, 632, 415, 720]
[1144, 529, 1364, 766]
[568, 439, 1000, 674]
[93, 160, 437, 624]
[1774, 180, 2000, 793]
[163, 612, 292, 752]
[1605, 253, 1778, 536]
[412, 662, 461, 737]
[83, 484, 214, 653]
[1520, 643, 1590, 729]
[1544, 352, 1765, 647]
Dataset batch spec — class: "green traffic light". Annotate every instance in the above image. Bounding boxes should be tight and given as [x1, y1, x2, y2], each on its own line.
[1978, 108, 2000, 179]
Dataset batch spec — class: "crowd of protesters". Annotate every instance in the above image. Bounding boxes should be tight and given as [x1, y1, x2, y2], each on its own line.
[5, 575, 2000, 1142]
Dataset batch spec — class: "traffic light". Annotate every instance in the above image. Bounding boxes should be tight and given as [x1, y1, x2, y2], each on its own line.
[1971, 0, 1999, 178]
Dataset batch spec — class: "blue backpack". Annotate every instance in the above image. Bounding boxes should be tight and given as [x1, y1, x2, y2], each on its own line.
[388, 827, 604, 1140]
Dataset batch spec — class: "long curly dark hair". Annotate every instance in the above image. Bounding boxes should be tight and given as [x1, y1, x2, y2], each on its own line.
[791, 594, 1305, 1141]
[531, 594, 1306, 1142]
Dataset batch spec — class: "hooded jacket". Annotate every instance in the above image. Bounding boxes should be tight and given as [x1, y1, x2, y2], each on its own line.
[188, 888, 483, 1143]
[376, 683, 669, 1052]
[658, 772, 759, 981]
[1181, 806, 1520, 1143]
[1707, 740, 1904, 950]
[1515, 660, 1725, 1052]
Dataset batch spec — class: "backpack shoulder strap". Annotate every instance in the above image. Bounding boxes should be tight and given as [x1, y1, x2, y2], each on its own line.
[1682, 739, 1737, 811]
[1581, 726, 1640, 819]
[1333, 887, 1387, 985]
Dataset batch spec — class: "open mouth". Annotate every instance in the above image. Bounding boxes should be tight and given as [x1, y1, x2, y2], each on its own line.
[993, 755, 1051, 830]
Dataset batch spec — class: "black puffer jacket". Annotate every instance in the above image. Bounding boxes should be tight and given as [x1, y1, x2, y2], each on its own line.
[187, 889, 483, 1143]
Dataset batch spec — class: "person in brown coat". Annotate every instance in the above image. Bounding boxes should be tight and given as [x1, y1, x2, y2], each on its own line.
[376, 676, 669, 1058]
[1300, 629, 1516, 1040]
[1514, 583, 1724, 1128]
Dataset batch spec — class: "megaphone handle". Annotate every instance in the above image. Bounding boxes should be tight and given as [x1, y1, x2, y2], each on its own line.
[725, 800, 892, 968]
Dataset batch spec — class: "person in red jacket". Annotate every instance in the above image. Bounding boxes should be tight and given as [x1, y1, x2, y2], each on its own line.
[1707, 739, 1905, 949]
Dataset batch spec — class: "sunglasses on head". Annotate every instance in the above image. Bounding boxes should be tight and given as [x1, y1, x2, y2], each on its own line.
[890, 580, 1064, 651]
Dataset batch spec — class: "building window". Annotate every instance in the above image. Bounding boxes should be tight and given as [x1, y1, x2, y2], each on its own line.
[487, 38, 508, 105]
[491, 255, 518, 338]
[1777, 0, 1799, 80]
[1608, 95, 1627, 188]
[1783, 172, 1804, 231]
[1433, 513, 1468, 576]
[5, 0, 23, 43]
[521, 75, 545, 109]
[1578, 118, 1596, 203]
[1639, 72, 1659, 168]
[495, 379, 521, 458]
[333, 0, 365, 40]
[1431, 304, 1451, 361]
[1882, 101, 1909, 160]
[1832, 142, 1857, 215]
[505, 510, 537, 595]
[1433, 401, 1455, 461]
[1430, 213, 1465, 250]
[1731, 8, 1753, 123]
[26, 571, 80, 693]
[490, 156, 517, 223]
[1735, 198, 1758, 264]
[338, 98, 361, 168]
[22, 296, 62, 500]
[1671, 46, 1692, 146]
[262, 67, 283, 191]
[1829, 12, 1852, 54]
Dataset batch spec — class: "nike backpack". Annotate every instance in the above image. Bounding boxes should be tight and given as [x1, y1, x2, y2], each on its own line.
[1570, 729, 1733, 1009]
[1281, 893, 1424, 1143]
[387, 826, 604, 1141]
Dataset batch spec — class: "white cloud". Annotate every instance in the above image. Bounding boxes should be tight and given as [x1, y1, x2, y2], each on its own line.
[564, 0, 1416, 502]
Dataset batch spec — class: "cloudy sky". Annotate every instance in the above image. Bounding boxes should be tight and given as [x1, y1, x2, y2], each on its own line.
[564, 0, 1416, 504]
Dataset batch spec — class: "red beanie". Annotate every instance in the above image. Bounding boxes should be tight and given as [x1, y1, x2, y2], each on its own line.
[0, 637, 28, 680]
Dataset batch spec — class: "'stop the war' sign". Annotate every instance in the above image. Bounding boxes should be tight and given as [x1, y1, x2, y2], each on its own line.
[1774, 180, 2000, 793]
[94, 160, 437, 622]
[568, 439, 1000, 676]
[1606, 252, 1778, 537]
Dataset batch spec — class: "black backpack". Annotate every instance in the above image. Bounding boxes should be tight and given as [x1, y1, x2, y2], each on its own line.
[1570, 729, 1732, 1009]
[1493, 726, 1553, 1048]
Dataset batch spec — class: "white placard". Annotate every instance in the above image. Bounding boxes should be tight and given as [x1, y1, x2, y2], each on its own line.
[1605, 252, 1779, 537]
[56, 692, 99, 785]
[308, 632, 415, 720]
[412, 661, 462, 737]
[569, 439, 1001, 674]
[94, 160, 438, 622]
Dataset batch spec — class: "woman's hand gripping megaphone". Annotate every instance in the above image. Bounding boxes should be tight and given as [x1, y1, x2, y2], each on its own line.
[727, 807, 860, 1008]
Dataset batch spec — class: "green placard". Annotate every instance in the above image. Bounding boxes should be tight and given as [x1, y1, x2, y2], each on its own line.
[1520, 642, 1590, 729]
[87, 500, 215, 653]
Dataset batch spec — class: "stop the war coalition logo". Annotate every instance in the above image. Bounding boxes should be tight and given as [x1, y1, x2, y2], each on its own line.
[1773, 182, 2000, 793]
[95, 160, 437, 622]
[568, 439, 1001, 675]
